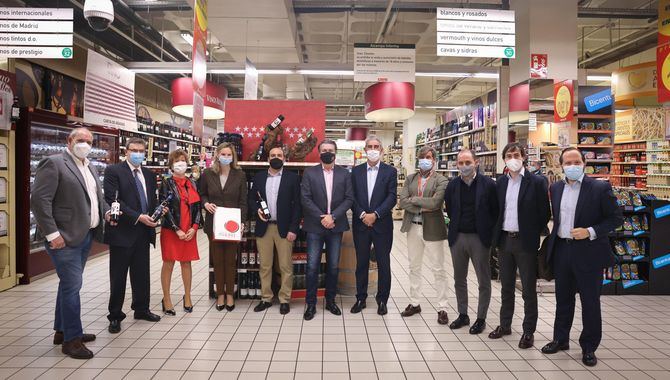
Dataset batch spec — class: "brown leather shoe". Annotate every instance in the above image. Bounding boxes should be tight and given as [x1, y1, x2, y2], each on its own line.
[518, 333, 534, 349]
[62, 338, 94, 359]
[53, 332, 96, 345]
[437, 311, 449, 325]
[400, 304, 421, 317]
[488, 326, 512, 339]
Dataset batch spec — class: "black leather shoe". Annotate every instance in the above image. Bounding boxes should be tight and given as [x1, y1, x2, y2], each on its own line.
[469, 319, 486, 334]
[488, 326, 512, 339]
[325, 302, 342, 316]
[254, 301, 273, 312]
[304, 305, 316, 321]
[582, 352, 597, 367]
[162, 299, 176, 316]
[280, 303, 290, 315]
[350, 300, 366, 314]
[62, 338, 94, 360]
[518, 333, 534, 349]
[215, 304, 225, 311]
[225, 304, 235, 312]
[54, 332, 95, 345]
[183, 296, 193, 313]
[541, 340, 570, 354]
[449, 314, 470, 330]
[400, 304, 421, 317]
[437, 311, 449, 325]
[108, 320, 121, 334]
[134, 312, 161, 322]
[377, 302, 388, 316]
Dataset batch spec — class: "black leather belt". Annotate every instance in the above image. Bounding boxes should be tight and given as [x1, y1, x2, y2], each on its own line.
[504, 231, 520, 238]
[411, 221, 422, 225]
[558, 237, 574, 244]
[268, 221, 277, 224]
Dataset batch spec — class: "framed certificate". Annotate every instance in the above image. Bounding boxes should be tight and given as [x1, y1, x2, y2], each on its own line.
[213, 207, 242, 241]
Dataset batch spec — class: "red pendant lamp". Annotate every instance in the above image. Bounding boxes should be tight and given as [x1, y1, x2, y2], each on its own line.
[171, 77, 227, 119]
[364, 82, 415, 122]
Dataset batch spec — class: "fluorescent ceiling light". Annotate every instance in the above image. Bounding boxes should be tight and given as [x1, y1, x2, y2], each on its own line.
[180, 31, 193, 46]
[587, 75, 612, 81]
[416, 72, 498, 79]
[209, 69, 246, 74]
[257, 69, 295, 75]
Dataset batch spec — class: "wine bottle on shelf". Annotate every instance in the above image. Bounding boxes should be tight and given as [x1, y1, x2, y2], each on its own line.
[239, 273, 248, 299]
[11, 96, 20, 122]
[240, 241, 248, 269]
[245, 273, 253, 299]
[267, 115, 285, 131]
[254, 240, 260, 268]
[255, 272, 262, 299]
[249, 246, 256, 269]
[257, 191, 271, 220]
[110, 191, 121, 224]
[150, 193, 173, 222]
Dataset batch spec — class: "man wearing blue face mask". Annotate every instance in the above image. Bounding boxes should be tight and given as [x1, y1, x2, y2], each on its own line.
[104, 137, 163, 334]
[541, 147, 622, 367]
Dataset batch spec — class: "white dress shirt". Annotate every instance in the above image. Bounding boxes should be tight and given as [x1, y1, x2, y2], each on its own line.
[47, 150, 100, 242]
[558, 174, 596, 240]
[360, 162, 380, 219]
[322, 165, 334, 215]
[502, 167, 524, 232]
[265, 169, 282, 222]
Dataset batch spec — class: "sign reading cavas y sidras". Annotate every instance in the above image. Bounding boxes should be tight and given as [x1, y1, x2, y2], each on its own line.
[436, 8, 515, 58]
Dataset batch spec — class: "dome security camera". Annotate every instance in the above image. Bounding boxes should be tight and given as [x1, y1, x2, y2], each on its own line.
[84, 0, 114, 32]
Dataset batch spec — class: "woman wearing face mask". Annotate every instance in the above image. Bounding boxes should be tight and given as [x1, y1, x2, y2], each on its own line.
[159, 150, 202, 315]
[199, 143, 248, 311]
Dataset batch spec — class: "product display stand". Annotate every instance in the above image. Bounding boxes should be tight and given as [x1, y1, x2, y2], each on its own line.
[577, 113, 614, 180]
[0, 129, 15, 291]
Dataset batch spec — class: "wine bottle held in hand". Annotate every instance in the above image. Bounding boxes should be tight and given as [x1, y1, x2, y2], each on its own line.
[151, 193, 173, 222]
[257, 191, 271, 220]
[110, 190, 121, 224]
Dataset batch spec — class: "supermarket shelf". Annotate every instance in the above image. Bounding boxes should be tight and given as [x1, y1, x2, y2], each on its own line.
[647, 149, 670, 153]
[612, 162, 648, 165]
[578, 114, 613, 119]
[416, 127, 485, 147]
[586, 159, 613, 163]
[647, 173, 670, 176]
[648, 184, 670, 189]
[614, 186, 647, 191]
[614, 140, 647, 144]
[610, 175, 647, 178]
[588, 174, 611, 178]
[476, 151, 497, 156]
[125, 129, 200, 146]
[578, 145, 614, 149]
[615, 149, 646, 153]
[440, 151, 459, 157]
[577, 130, 613, 134]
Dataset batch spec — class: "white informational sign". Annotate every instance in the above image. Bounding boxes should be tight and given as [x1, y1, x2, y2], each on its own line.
[354, 43, 415, 83]
[244, 58, 258, 100]
[0, 8, 73, 59]
[529, 113, 537, 131]
[84, 50, 138, 130]
[213, 207, 242, 241]
[437, 45, 516, 58]
[436, 7, 515, 59]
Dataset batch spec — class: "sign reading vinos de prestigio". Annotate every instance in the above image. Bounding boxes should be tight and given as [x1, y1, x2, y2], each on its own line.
[0, 8, 73, 59]
[436, 7, 516, 59]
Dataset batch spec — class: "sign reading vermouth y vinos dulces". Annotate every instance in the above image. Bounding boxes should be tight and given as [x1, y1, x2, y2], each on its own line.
[436, 7, 515, 59]
[0, 8, 73, 59]
[353, 43, 415, 83]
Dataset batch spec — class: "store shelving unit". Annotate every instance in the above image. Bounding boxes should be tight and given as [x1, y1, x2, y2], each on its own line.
[0, 128, 15, 291]
[611, 140, 648, 191]
[577, 113, 614, 180]
[384, 146, 405, 221]
[646, 140, 670, 201]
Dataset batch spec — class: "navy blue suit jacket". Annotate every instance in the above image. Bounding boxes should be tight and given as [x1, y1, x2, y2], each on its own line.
[248, 169, 302, 239]
[351, 162, 398, 233]
[546, 176, 623, 271]
[444, 172, 499, 248]
[300, 164, 354, 234]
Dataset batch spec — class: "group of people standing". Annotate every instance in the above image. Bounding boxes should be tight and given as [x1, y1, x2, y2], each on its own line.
[32, 127, 622, 369]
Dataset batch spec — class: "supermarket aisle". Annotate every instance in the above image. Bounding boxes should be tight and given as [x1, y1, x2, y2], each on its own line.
[0, 222, 669, 380]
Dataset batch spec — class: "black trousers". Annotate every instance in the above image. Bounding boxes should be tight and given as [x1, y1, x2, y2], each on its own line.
[552, 239, 603, 353]
[353, 227, 393, 303]
[498, 233, 538, 334]
[108, 233, 151, 321]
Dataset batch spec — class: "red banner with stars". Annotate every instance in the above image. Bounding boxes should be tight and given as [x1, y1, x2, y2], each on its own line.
[224, 99, 326, 162]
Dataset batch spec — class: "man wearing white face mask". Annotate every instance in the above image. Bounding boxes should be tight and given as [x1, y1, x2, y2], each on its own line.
[31, 128, 113, 359]
[489, 143, 550, 349]
[350, 136, 397, 315]
[541, 147, 622, 367]
[399, 146, 450, 324]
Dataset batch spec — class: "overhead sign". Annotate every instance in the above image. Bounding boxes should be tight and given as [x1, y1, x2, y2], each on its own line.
[436, 8, 515, 59]
[84, 50, 137, 130]
[354, 43, 415, 83]
[553, 80, 574, 123]
[244, 58, 258, 100]
[612, 61, 657, 104]
[191, 0, 208, 138]
[579, 86, 613, 114]
[0, 8, 73, 59]
[530, 54, 548, 79]
[659, 1, 670, 103]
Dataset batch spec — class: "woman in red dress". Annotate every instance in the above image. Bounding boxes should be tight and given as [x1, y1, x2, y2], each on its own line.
[160, 149, 202, 315]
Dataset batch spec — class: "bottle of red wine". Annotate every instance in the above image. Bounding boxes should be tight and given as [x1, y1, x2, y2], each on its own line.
[240, 242, 248, 269]
[239, 272, 248, 299]
[150, 193, 173, 222]
[110, 191, 121, 223]
[257, 191, 271, 220]
[249, 248, 256, 268]
[267, 114, 284, 130]
[10, 97, 20, 122]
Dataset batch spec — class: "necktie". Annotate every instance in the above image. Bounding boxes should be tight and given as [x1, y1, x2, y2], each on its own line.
[134, 169, 148, 213]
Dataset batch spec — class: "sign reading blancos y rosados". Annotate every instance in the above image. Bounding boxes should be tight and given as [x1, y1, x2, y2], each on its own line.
[436, 8, 515, 59]
[0, 8, 73, 59]
[353, 43, 415, 83]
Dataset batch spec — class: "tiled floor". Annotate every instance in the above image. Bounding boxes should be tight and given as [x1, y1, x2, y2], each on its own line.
[1, 222, 670, 379]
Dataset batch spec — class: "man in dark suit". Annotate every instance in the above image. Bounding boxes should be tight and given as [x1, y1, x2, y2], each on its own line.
[249, 147, 302, 315]
[444, 149, 499, 334]
[350, 136, 398, 316]
[300, 139, 354, 321]
[31, 128, 112, 359]
[488, 143, 550, 349]
[541, 147, 622, 367]
[104, 137, 162, 333]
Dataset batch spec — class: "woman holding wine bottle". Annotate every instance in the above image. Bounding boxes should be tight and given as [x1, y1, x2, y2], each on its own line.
[200, 143, 248, 311]
[159, 150, 202, 315]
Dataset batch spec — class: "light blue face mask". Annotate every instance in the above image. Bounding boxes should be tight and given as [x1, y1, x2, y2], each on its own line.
[219, 156, 233, 166]
[129, 152, 145, 167]
[418, 158, 433, 171]
[563, 165, 584, 181]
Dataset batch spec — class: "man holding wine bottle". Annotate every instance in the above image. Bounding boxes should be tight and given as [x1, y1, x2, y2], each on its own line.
[248, 147, 302, 315]
[104, 137, 164, 334]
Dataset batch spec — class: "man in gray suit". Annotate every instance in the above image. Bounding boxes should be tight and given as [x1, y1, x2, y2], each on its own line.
[31, 128, 113, 360]
[301, 139, 354, 321]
